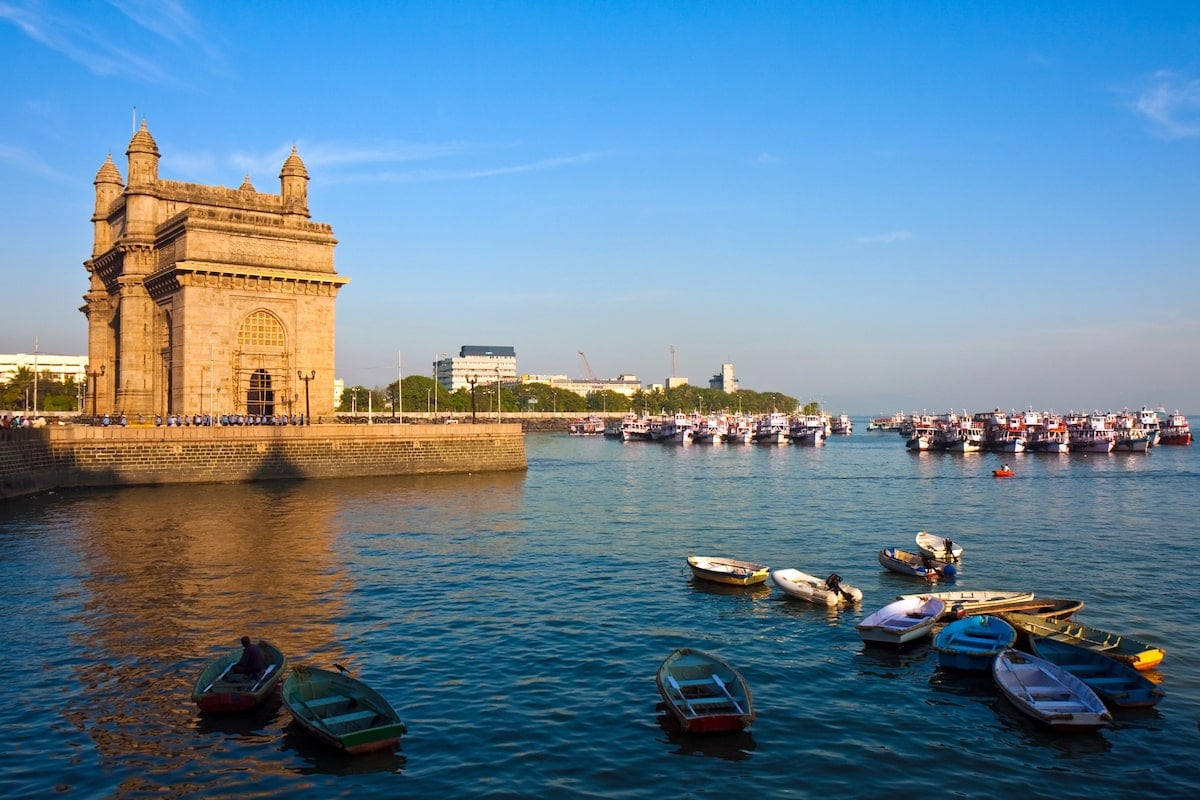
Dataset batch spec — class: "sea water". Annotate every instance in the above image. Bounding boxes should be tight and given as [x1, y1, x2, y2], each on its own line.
[0, 427, 1197, 798]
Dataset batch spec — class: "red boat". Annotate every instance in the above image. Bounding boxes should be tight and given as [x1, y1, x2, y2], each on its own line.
[1160, 411, 1192, 445]
[993, 467, 1014, 478]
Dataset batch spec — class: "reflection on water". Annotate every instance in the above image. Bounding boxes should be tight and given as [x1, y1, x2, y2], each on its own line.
[655, 710, 757, 761]
[281, 724, 407, 776]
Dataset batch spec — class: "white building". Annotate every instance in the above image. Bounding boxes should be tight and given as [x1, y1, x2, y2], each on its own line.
[0, 353, 89, 383]
[518, 373, 643, 398]
[435, 346, 518, 391]
[708, 362, 738, 392]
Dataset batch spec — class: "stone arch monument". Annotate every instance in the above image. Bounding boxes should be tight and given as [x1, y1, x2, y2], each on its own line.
[82, 121, 348, 419]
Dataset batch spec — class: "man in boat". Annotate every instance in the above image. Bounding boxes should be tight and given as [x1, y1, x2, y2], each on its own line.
[943, 537, 956, 561]
[232, 636, 265, 678]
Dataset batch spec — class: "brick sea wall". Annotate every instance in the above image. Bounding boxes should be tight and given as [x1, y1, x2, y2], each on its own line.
[0, 424, 527, 500]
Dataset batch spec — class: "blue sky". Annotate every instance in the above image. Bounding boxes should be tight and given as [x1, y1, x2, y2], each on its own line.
[1, 1, 1198, 415]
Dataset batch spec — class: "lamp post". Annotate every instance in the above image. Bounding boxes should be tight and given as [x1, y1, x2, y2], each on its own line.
[85, 364, 105, 425]
[298, 370, 315, 425]
[466, 374, 478, 422]
[496, 366, 502, 423]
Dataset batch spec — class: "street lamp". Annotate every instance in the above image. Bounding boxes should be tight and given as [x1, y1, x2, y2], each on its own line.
[466, 374, 478, 422]
[298, 370, 315, 424]
[85, 364, 105, 425]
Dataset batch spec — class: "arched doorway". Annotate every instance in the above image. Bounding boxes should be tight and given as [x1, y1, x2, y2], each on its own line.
[236, 310, 288, 415]
[247, 369, 274, 416]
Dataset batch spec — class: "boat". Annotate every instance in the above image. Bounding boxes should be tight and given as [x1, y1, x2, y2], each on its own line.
[192, 639, 288, 713]
[686, 556, 770, 586]
[770, 568, 863, 606]
[1027, 415, 1071, 454]
[281, 665, 407, 754]
[1067, 413, 1116, 453]
[878, 547, 957, 581]
[933, 615, 1016, 670]
[569, 415, 605, 436]
[1001, 612, 1165, 671]
[992, 467, 1014, 477]
[855, 596, 946, 645]
[896, 590, 1035, 619]
[914, 531, 963, 562]
[992, 649, 1112, 731]
[753, 411, 790, 444]
[1160, 411, 1192, 445]
[1029, 637, 1165, 708]
[830, 413, 853, 435]
[655, 648, 755, 734]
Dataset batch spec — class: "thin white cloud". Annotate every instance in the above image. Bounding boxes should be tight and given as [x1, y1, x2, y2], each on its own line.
[327, 151, 606, 185]
[0, 0, 223, 83]
[0, 142, 75, 184]
[1131, 70, 1200, 139]
[857, 230, 914, 245]
[753, 152, 782, 166]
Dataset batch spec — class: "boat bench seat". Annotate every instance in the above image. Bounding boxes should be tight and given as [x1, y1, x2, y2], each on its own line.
[1028, 691, 1072, 701]
[674, 677, 718, 688]
[1033, 701, 1086, 711]
[684, 696, 733, 707]
[1084, 676, 1127, 686]
[306, 695, 348, 711]
[323, 709, 377, 727]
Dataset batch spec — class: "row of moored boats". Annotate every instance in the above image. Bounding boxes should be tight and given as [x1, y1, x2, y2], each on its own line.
[877, 407, 1193, 453]
[569, 411, 854, 444]
[680, 534, 1167, 735]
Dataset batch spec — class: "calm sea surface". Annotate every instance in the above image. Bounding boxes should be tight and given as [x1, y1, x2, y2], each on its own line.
[2, 426, 1198, 799]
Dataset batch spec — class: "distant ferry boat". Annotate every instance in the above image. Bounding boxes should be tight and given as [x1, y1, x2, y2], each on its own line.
[569, 415, 605, 436]
[868, 412, 905, 431]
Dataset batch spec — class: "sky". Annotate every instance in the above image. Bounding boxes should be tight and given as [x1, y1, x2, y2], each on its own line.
[1, 1, 1198, 416]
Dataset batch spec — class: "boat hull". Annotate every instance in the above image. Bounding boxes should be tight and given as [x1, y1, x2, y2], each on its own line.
[934, 615, 1016, 670]
[192, 640, 288, 714]
[993, 649, 1111, 732]
[1001, 613, 1165, 671]
[771, 568, 863, 606]
[656, 648, 754, 734]
[878, 547, 956, 582]
[282, 666, 407, 755]
[687, 556, 769, 586]
[1030, 637, 1165, 708]
[856, 597, 946, 645]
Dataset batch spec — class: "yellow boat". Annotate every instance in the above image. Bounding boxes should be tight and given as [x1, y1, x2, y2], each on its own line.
[686, 556, 769, 586]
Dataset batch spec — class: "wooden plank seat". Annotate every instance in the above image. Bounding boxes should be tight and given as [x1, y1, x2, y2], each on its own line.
[673, 677, 717, 688]
[323, 709, 377, 727]
[682, 696, 734, 707]
[305, 695, 349, 711]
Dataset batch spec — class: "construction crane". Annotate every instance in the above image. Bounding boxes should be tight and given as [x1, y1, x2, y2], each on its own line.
[578, 351, 597, 381]
[669, 344, 676, 377]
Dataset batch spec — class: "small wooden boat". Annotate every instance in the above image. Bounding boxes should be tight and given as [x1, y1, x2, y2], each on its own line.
[656, 648, 755, 734]
[192, 639, 287, 713]
[914, 531, 963, 562]
[687, 556, 769, 586]
[993, 468, 1014, 478]
[878, 547, 957, 582]
[897, 591, 1081, 621]
[1002, 613, 1165, 671]
[281, 665, 407, 754]
[934, 615, 1016, 670]
[897, 589, 1033, 619]
[855, 596, 946, 646]
[771, 568, 863, 606]
[992, 649, 1112, 732]
[1030, 637, 1165, 708]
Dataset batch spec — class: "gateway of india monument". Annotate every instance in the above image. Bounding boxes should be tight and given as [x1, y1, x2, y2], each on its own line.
[83, 120, 347, 420]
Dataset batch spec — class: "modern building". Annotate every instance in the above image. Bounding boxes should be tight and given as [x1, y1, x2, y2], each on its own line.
[0, 353, 89, 384]
[81, 121, 348, 419]
[435, 346, 518, 391]
[517, 373, 643, 398]
[708, 362, 738, 392]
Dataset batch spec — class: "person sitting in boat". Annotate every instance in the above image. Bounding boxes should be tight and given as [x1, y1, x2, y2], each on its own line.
[824, 573, 842, 592]
[1001, 464, 1010, 472]
[232, 636, 265, 678]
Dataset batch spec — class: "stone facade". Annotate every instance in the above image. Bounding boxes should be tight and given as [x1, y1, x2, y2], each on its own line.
[0, 425, 527, 500]
[82, 122, 348, 420]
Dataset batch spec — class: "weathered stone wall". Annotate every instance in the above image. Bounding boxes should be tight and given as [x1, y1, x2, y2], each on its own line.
[0, 424, 526, 500]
